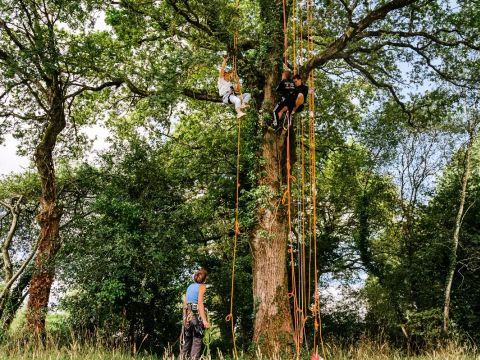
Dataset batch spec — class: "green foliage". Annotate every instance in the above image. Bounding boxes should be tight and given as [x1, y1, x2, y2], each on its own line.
[57, 141, 189, 351]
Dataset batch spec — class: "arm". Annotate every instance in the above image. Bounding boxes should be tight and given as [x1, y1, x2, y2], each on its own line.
[219, 56, 228, 78]
[232, 73, 241, 92]
[197, 284, 210, 328]
[275, 81, 281, 93]
[182, 294, 187, 323]
[233, 81, 241, 93]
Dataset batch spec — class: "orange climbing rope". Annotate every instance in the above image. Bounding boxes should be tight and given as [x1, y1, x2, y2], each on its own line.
[283, 0, 303, 358]
[227, 1, 242, 358]
[283, 0, 327, 357]
[306, 0, 327, 357]
[282, 0, 288, 67]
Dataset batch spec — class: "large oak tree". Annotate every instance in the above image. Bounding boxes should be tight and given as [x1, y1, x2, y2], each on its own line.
[107, 0, 480, 353]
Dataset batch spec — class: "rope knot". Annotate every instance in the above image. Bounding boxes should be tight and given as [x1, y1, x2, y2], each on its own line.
[225, 313, 233, 322]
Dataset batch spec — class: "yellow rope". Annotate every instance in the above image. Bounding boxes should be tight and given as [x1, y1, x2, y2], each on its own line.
[227, 112, 241, 359]
[228, 1, 241, 358]
[306, 0, 327, 357]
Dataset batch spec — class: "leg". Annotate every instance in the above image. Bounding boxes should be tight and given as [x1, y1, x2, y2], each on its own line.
[230, 95, 246, 118]
[180, 325, 193, 359]
[272, 102, 281, 126]
[277, 105, 288, 119]
[190, 333, 203, 360]
[240, 93, 251, 108]
[272, 98, 289, 127]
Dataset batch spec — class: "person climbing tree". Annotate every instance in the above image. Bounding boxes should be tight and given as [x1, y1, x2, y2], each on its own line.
[181, 268, 210, 360]
[272, 70, 295, 127]
[218, 55, 251, 118]
[291, 74, 308, 117]
[272, 73, 308, 129]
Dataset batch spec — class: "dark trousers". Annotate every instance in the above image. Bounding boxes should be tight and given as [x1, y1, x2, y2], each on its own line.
[181, 320, 203, 360]
[273, 96, 294, 116]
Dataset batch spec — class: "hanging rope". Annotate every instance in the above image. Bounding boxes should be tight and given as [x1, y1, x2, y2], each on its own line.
[286, 122, 302, 359]
[306, 0, 327, 357]
[282, 0, 303, 358]
[292, 0, 297, 75]
[227, 1, 242, 358]
[282, 0, 288, 67]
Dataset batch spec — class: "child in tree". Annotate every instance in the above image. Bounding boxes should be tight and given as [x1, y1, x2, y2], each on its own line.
[218, 56, 251, 118]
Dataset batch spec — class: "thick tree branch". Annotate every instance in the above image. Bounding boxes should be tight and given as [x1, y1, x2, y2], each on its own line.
[344, 57, 413, 124]
[0, 112, 47, 122]
[166, 0, 214, 36]
[360, 29, 480, 50]
[182, 88, 222, 103]
[339, 0, 354, 22]
[65, 79, 124, 100]
[0, 19, 27, 52]
[0, 197, 23, 282]
[303, 0, 419, 75]
[0, 236, 39, 304]
[65, 75, 222, 104]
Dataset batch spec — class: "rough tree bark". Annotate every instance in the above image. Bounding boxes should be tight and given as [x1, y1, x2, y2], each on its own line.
[231, 0, 422, 353]
[26, 81, 66, 338]
[251, 127, 293, 352]
[242, 0, 296, 350]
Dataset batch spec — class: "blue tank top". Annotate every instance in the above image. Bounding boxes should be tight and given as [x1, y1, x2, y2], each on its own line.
[186, 283, 200, 304]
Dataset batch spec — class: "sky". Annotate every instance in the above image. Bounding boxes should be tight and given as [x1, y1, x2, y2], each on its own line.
[0, 135, 30, 176]
[0, 125, 111, 177]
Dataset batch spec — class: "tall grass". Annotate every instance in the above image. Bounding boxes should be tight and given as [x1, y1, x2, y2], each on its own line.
[0, 339, 477, 359]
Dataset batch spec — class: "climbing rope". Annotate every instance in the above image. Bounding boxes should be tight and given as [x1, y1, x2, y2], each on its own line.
[306, 0, 327, 357]
[282, 0, 303, 357]
[282, 0, 327, 357]
[227, 0, 242, 359]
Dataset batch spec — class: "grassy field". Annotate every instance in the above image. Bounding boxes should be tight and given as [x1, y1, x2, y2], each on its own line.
[0, 342, 478, 360]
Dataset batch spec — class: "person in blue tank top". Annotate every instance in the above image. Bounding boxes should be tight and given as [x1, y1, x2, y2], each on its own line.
[181, 268, 209, 360]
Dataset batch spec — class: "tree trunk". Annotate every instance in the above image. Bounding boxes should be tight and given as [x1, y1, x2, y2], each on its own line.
[250, 71, 294, 355]
[443, 127, 474, 334]
[26, 84, 66, 338]
[1, 265, 33, 331]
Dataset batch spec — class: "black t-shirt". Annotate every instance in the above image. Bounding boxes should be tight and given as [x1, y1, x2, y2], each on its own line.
[295, 84, 308, 102]
[276, 79, 295, 100]
[291, 84, 308, 112]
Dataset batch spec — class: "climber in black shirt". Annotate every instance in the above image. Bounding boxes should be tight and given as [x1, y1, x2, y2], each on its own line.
[272, 70, 295, 127]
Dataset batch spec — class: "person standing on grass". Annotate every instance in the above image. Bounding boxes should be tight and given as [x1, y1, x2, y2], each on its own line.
[180, 268, 210, 360]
